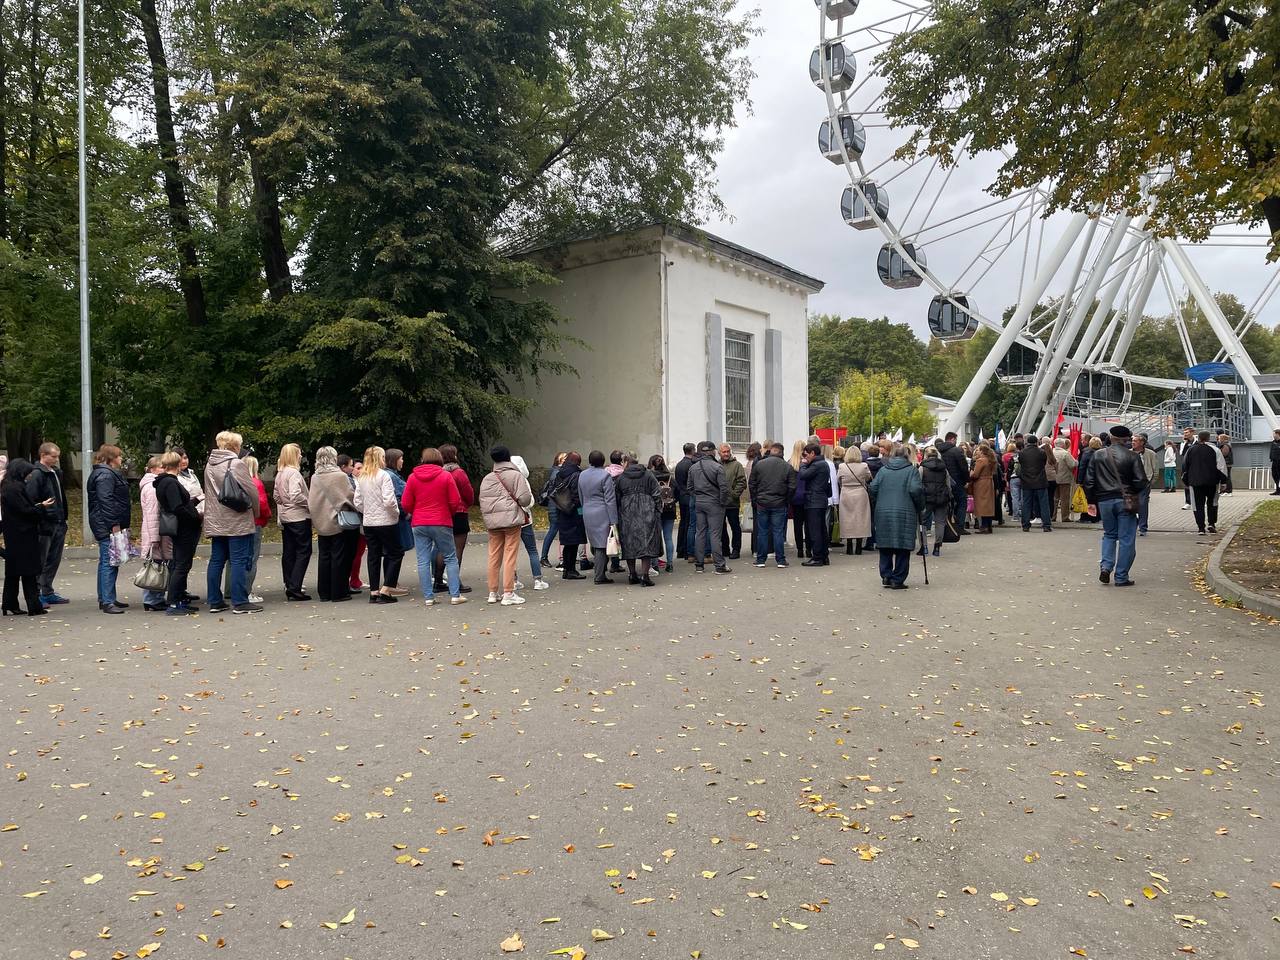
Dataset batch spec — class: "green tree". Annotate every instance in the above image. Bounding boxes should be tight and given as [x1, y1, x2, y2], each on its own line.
[878, 1, 1280, 259]
[924, 327, 1026, 435]
[814, 369, 934, 440]
[807, 314, 930, 394]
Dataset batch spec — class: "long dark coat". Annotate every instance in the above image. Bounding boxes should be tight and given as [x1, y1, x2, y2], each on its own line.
[868, 457, 925, 550]
[614, 463, 663, 560]
[1, 480, 44, 576]
[554, 463, 587, 547]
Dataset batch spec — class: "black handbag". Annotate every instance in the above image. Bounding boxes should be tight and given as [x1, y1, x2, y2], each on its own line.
[942, 515, 961, 543]
[158, 510, 180, 538]
[217, 467, 252, 512]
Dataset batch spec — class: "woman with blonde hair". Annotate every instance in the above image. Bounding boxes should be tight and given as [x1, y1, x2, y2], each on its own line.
[788, 439, 808, 558]
[203, 431, 262, 613]
[355, 445, 403, 603]
[837, 445, 872, 555]
[308, 446, 357, 602]
[274, 443, 312, 600]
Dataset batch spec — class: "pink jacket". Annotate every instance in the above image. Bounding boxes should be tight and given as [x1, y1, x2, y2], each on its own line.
[139, 473, 173, 560]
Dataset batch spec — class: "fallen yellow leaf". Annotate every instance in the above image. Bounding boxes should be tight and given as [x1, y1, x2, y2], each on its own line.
[1019, 897, 1039, 907]
[500, 932, 524, 953]
[591, 929, 614, 942]
[22, 891, 46, 898]
[990, 892, 1009, 902]
[274, 879, 293, 890]
[338, 908, 356, 925]
[902, 938, 920, 949]
[82, 874, 103, 885]
[136, 944, 162, 958]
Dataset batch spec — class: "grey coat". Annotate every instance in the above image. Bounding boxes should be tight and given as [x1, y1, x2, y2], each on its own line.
[868, 457, 925, 551]
[577, 466, 618, 549]
[687, 456, 727, 510]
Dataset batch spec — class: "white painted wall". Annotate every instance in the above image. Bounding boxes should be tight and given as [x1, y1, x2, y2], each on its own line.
[502, 227, 818, 468]
[662, 237, 812, 456]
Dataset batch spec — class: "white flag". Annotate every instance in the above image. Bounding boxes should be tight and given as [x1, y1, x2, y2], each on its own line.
[892, 426, 903, 442]
[907, 433, 915, 445]
[978, 428, 985, 442]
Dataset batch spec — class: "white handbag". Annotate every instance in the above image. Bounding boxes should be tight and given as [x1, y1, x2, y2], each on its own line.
[605, 524, 621, 558]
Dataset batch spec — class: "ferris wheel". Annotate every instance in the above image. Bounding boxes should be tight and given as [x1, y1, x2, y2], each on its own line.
[810, 0, 1280, 440]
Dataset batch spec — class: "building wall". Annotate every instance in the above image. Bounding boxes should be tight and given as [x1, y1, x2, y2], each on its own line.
[662, 239, 812, 454]
[502, 246, 665, 468]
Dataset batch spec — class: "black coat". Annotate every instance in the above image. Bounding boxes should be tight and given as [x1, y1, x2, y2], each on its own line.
[553, 463, 586, 547]
[1018, 444, 1049, 490]
[1, 480, 44, 576]
[748, 454, 796, 509]
[26, 464, 67, 531]
[1182, 442, 1222, 488]
[614, 464, 663, 560]
[1270, 440, 1280, 466]
[936, 441, 970, 485]
[87, 464, 131, 542]
[673, 455, 694, 502]
[797, 458, 832, 509]
[154, 473, 202, 531]
[920, 457, 952, 507]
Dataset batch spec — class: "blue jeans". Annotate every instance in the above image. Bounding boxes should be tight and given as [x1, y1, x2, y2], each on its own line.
[225, 526, 264, 596]
[1009, 477, 1022, 518]
[1020, 487, 1051, 529]
[207, 533, 253, 607]
[96, 538, 119, 605]
[520, 525, 542, 578]
[755, 507, 788, 563]
[660, 514, 675, 566]
[878, 548, 910, 585]
[415, 525, 460, 599]
[1098, 498, 1137, 583]
[541, 503, 559, 561]
[1137, 487, 1151, 533]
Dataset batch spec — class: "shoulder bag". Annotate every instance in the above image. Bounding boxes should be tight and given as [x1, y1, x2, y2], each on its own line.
[217, 466, 252, 512]
[158, 509, 180, 538]
[132, 555, 171, 592]
[337, 508, 363, 531]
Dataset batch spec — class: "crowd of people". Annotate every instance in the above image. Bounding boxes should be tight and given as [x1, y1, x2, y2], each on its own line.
[1, 425, 1275, 616]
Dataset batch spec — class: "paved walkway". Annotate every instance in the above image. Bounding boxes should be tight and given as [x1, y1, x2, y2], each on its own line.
[3, 521, 1277, 960]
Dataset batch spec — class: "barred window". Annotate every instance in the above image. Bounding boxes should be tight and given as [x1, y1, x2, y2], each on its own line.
[724, 329, 752, 446]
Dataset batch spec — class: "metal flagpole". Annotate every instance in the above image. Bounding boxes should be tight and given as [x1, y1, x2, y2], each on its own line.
[78, 0, 93, 544]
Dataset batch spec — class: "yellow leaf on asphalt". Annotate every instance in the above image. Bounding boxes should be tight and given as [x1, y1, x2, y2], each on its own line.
[540, 918, 561, 924]
[1069, 950, 1088, 958]
[500, 932, 524, 953]
[1019, 897, 1039, 906]
[615, 783, 635, 789]
[990, 892, 1009, 902]
[902, 939, 920, 949]
[701, 871, 717, 880]
[136, 944, 162, 958]
[274, 879, 293, 889]
[1142, 887, 1158, 900]
[279, 921, 292, 929]
[548, 948, 586, 959]
[149, 812, 165, 820]
[82, 874, 103, 885]
[183, 862, 204, 872]
[22, 891, 46, 898]
[591, 930, 614, 941]
[1, 824, 18, 832]
[70, 952, 87, 959]
[338, 908, 356, 924]
[1211, 891, 1229, 899]
[320, 922, 338, 930]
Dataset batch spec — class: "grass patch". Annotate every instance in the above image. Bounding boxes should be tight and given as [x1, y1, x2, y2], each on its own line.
[1219, 499, 1280, 603]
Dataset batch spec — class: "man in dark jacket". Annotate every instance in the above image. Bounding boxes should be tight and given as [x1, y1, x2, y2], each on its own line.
[1271, 428, 1280, 495]
[1176, 426, 1196, 508]
[1182, 431, 1223, 534]
[1017, 436, 1051, 532]
[688, 441, 730, 573]
[935, 433, 971, 534]
[1085, 425, 1148, 585]
[797, 442, 832, 566]
[719, 443, 747, 559]
[26, 442, 69, 605]
[673, 443, 696, 560]
[748, 443, 796, 567]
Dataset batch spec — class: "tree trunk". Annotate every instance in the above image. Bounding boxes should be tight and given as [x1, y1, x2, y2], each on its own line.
[0, 0, 9, 241]
[139, 0, 208, 327]
[245, 133, 292, 301]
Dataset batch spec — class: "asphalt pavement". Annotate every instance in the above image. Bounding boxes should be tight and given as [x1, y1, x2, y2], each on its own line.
[2, 521, 1277, 960]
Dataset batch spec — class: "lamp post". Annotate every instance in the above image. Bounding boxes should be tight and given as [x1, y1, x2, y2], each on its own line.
[78, 0, 93, 544]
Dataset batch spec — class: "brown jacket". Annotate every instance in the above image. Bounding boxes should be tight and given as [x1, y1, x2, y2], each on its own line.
[308, 470, 356, 537]
[202, 449, 260, 538]
[273, 466, 310, 524]
[967, 456, 996, 518]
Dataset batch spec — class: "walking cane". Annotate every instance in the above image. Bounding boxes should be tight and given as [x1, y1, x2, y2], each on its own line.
[919, 518, 929, 585]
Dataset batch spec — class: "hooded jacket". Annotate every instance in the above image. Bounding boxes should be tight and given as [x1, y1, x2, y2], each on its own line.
[868, 457, 925, 551]
[202, 448, 260, 538]
[478, 461, 534, 530]
[402, 463, 464, 528]
[920, 456, 952, 507]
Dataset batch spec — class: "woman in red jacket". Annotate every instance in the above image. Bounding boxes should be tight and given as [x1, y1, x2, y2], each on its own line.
[402, 447, 467, 606]
[434, 443, 474, 594]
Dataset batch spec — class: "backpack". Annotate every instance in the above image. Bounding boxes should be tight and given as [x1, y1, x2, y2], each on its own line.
[217, 465, 252, 513]
[537, 471, 558, 508]
[657, 476, 676, 509]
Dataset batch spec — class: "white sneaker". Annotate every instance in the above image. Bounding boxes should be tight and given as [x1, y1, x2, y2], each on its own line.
[1181, 504, 1190, 510]
[501, 592, 526, 605]
[533, 578, 550, 590]
[450, 596, 468, 605]
[514, 580, 525, 591]
[248, 594, 264, 603]
[487, 591, 500, 604]
[424, 598, 437, 607]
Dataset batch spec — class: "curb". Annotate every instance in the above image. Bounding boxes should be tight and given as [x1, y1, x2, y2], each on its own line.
[1204, 518, 1280, 620]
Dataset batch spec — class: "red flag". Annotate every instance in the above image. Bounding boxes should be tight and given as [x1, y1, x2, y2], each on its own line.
[1051, 405, 1066, 442]
[1069, 424, 1082, 460]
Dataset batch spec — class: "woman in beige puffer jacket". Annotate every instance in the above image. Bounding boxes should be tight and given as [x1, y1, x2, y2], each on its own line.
[478, 446, 533, 604]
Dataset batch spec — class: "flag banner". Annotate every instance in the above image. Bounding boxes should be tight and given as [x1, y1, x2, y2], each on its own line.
[995, 424, 1008, 453]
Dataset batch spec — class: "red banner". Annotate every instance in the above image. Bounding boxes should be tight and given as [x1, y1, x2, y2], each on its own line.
[816, 427, 848, 446]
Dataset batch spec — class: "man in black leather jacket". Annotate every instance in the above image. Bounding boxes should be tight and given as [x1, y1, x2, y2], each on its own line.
[1084, 425, 1148, 587]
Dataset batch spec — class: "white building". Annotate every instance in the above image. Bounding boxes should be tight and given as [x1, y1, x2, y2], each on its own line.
[923, 394, 978, 441]
[502, 224, 823, 466]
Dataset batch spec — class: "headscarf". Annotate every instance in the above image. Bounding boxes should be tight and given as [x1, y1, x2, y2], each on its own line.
[314, 446, 340, 474]
[511, 455, 529, 479]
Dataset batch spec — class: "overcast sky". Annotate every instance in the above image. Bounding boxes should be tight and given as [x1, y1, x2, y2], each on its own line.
[705, 0, 1278, 345]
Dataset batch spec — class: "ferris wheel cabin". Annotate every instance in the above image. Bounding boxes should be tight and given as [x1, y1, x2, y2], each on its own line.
[877, 242, 926, 289]
[841, 181, 888, 229]
[815, 0, 860, 18]
[818, 113, 866, 164]
[809, 43, 857, 92]
[927, 294, 978, 340]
